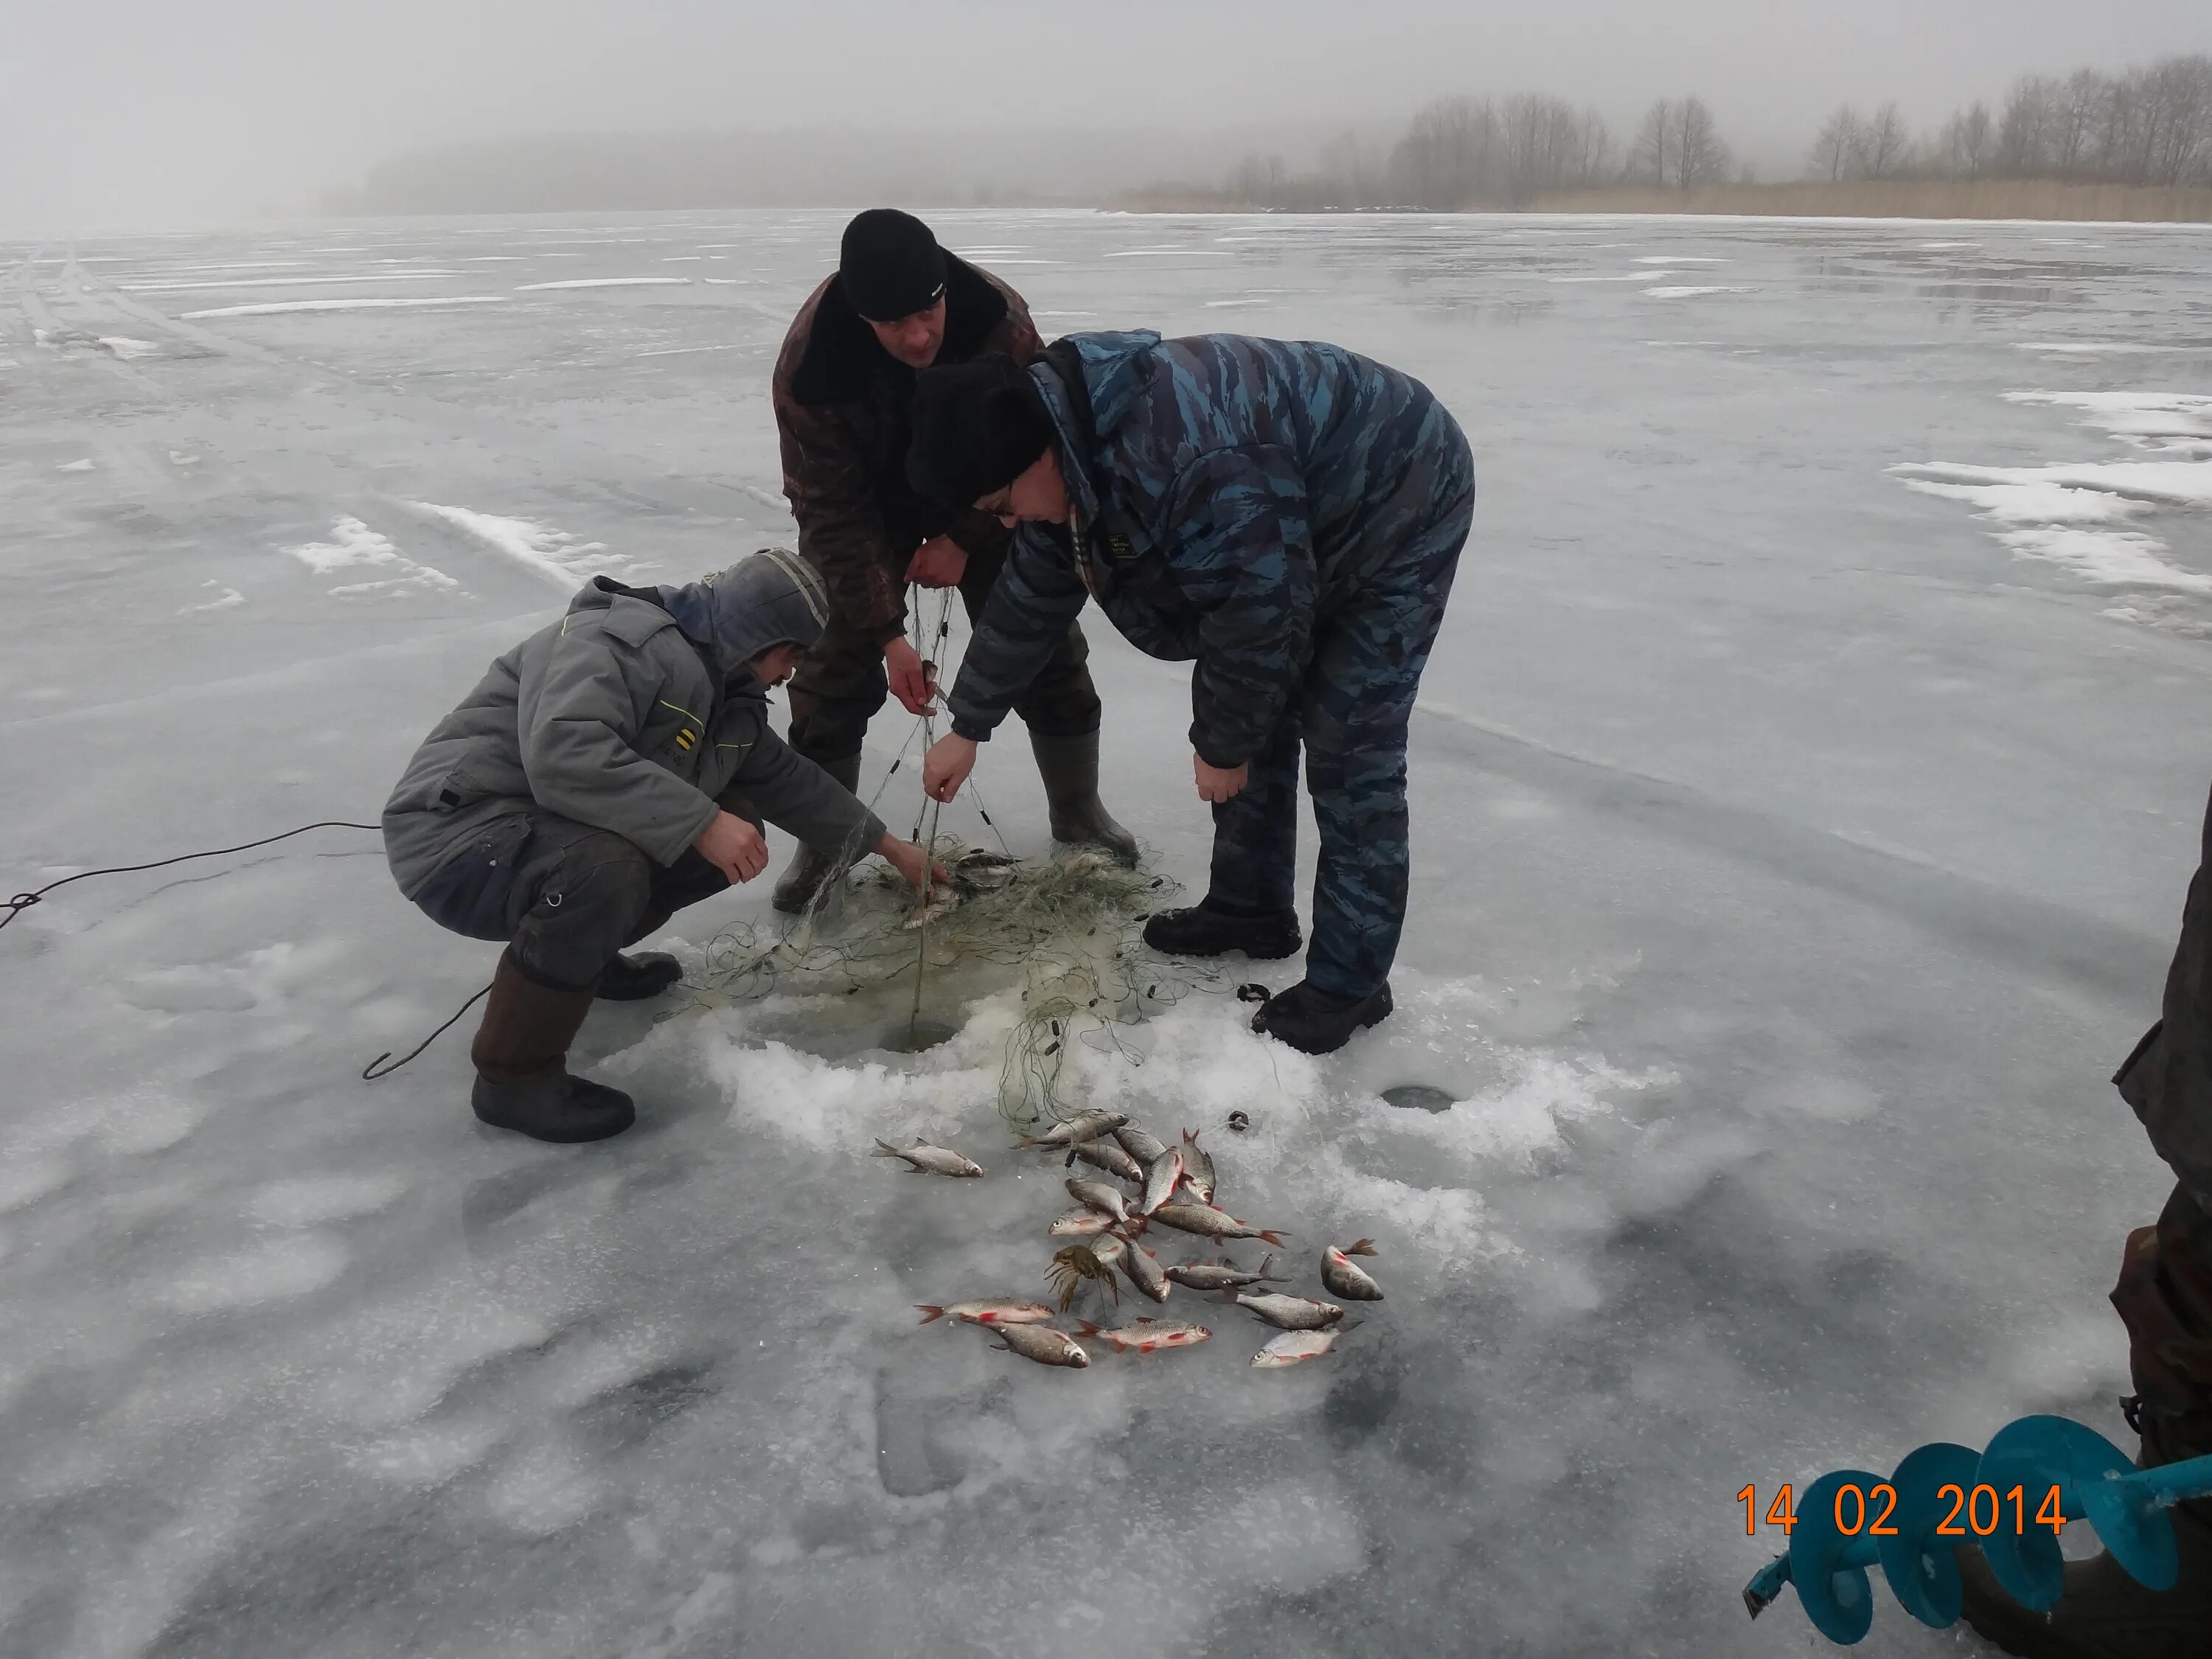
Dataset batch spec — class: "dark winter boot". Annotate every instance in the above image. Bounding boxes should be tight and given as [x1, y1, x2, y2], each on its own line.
[594, 951, 681, 1001]
[1029, 728, 1138, 866]
[772, 754, 863, 915]
[1144, 898, 1301, 961]
[1251, 980, 1394, 1055]
[1958, 1184, 2212, 1657]
[469, 950, 636, 1143]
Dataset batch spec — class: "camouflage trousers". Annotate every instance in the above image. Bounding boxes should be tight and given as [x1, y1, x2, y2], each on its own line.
[786, 538, 1101, 765]
[1207, 469, 1475, 1000]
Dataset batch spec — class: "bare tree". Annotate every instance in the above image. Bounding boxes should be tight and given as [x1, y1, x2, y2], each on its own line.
[1857, 101, 1913, 179]
[1938, 102, 1995, 178]
[1630, 99, 1677, 187]
[1675, 97, 1734, 189]
[1809, 105, 1863, 181]
[1387, 96, 1498, 208]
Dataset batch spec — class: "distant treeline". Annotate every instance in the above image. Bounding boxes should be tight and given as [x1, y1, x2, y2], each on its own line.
[1149, 52, 2212, 212]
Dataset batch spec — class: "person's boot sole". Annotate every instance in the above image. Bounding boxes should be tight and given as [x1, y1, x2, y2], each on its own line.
[1254, 984, 1395, 1055]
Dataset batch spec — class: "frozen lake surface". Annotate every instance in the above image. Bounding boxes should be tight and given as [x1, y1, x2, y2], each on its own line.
[4, 209, 2212, 1657]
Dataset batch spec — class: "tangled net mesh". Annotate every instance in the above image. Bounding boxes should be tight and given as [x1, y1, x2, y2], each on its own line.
[684, 841, 1222, 1127]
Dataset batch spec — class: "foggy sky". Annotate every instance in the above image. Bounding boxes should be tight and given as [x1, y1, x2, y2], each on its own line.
[5, 0, 2209, 231]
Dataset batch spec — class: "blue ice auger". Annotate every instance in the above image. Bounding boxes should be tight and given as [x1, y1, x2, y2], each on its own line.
[1742, 1415, 2212, 1644]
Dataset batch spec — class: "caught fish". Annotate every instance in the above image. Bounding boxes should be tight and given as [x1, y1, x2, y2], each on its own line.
[1017, 1110, 1130, 1150]
[1088, 1234, 1129, 1270]
[1119, 1238, 1172, 1303]
[1069, 1138, 1145, 1183]
[1164, 1253, 1285, 1292]
[902, 882, 962, 929]
[950, 849, 1019, 893]
[1076, 1317, 1210, 1354]
[1046, 1244, 1121, 1310]
[1112, 1123, 1169, 1165]
[1321, 1238, 1385, 1301]
[1178, 1128, 1217, 1205]
[1149, 1201, 1287, 1248]
[991, 1324, 1091, 1368]
[917, 1300, 1055, 1327]
[1140, 1147, 1184, 1217]
[1066, 1178, 1138, 1226]
[1048, 1207, 1115, 1239]
[1235, 1291, 1345, 1331]
[872, 1138, 984, 1178]
[1251, 1327, 1349, 1368]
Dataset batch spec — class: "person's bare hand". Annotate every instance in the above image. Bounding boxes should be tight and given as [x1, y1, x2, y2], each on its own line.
[878, 832, 953, 892]
[905, 535, 969, 590]
[1194, 755, 1249, 804]
[924, 734, 978, 803]
[884, 636, 939, 716]
[695, 811, 770, 883]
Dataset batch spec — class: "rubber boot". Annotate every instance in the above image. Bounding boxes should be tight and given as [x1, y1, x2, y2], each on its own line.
[1958, 1186, 2212, 1657]
[469, 949, 636, 1143]
[772, 754, 863, 915]
[1029, 728, 1138, 866]
[1143, 899, 1301, 961]
[1251, 979, 1394, 1055]
[594, 952, 681, 1001]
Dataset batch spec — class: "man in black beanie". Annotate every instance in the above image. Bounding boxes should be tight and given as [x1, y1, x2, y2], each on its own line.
[768, 209, 1134, 913]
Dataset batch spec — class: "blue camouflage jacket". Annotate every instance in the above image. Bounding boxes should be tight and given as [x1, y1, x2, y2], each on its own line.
[945, 330, 1467, 768]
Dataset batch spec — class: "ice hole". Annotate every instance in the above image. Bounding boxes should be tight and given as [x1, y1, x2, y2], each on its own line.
[1380, 1083, 1460, 1113]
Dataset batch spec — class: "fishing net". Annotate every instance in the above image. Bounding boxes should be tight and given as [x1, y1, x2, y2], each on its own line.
[685, 840, 1222, 1127]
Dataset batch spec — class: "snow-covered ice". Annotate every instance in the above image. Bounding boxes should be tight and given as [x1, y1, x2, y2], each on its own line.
[5, 209, 2212, 1658]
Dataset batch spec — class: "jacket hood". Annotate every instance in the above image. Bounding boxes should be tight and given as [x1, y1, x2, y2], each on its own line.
[788, 255, 1012, 407]
[580, 549, 827, 679]
[1027, 330, 1162, 524]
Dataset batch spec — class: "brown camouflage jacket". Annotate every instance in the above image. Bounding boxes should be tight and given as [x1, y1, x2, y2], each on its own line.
[772, 257, 1040, 648]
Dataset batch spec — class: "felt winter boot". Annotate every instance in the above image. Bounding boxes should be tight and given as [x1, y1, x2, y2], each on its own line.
[469, 949, 636, 1143]
[1251, 979, 1395, 1055]
[771, 754, 863, 914]
[1142, 898, 1302, 961]
[1029, 728, 1138, 866]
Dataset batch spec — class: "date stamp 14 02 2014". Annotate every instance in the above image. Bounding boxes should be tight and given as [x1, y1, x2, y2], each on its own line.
[1739, 1481, 2067, 1540]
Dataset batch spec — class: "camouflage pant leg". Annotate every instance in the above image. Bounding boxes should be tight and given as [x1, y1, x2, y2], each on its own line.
[1207, 712, 1304, 914]
[785, 602, 891, 765]
[1297, 480, 1472, 1001]
[959, 539, 1102, 737]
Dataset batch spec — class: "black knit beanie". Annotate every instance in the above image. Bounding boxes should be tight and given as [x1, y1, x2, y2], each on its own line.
[905, 355, 1057, 507]
[839, 209, 948, 322]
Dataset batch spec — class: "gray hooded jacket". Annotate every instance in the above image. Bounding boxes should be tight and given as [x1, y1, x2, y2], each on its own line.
[383, 549, 886, 898]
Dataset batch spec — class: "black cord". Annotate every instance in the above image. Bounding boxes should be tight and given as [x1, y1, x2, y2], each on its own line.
[362, 983, 490, 1081]
[2, 821, 382, 934]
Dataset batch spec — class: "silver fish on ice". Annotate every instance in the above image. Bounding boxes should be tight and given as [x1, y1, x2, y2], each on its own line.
[1119, 1239, 1172, 1303]
[1112, 1123, 1169, 1165]
[917, 1300, 1055, 1327]
[1066, 1178, 1138, 1226]
[1070, 1138, 1145, 1183]
[1321, 1239, 1385, 1301]
[1149, 1202, 1286, 1247]
[1077, 1317, 1210, 1354]
[1251, 1328, 1348, 1368]
[1178, 1129, 1217, 1205]
[991, 1324, 1092, 1368]
[1048, 1207, 1116, 1238]
[1235, 1292, 1345, 1331]
[1164, 1253, 1284, 1292]
[1018, 1110, 1130, 1150]
[872, 1138, 984, 1178]
[1140, 1147, 1184, 1216]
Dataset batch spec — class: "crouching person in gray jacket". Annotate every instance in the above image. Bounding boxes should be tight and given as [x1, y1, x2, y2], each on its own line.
[383, 548, 944, 1144]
